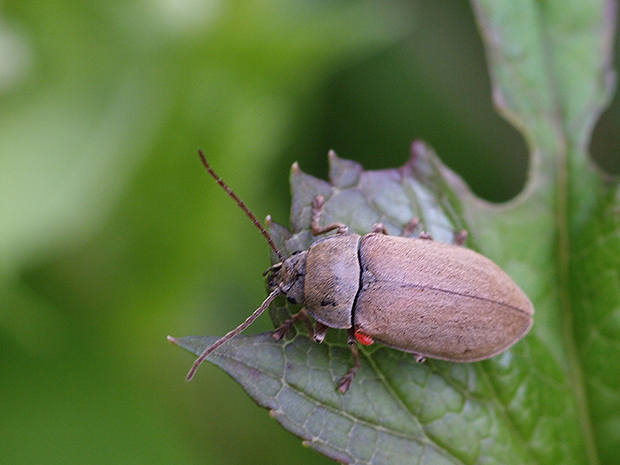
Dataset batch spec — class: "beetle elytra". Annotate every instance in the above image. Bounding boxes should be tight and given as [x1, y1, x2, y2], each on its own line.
[178, 151, 534, 393]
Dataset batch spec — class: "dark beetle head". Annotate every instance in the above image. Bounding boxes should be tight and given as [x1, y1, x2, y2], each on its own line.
[266, 250, 307, 304]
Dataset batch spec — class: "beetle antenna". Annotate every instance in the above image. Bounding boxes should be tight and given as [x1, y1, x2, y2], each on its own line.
[185, 287, 282, 381]
[198, 150, 284, 262]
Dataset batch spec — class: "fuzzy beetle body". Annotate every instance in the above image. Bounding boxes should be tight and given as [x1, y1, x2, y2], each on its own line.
[271, 232, 533, 364]
[179, 152, 534, 392]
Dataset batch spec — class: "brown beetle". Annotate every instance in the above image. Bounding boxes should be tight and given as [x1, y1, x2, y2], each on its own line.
[178, 152, 534, 392]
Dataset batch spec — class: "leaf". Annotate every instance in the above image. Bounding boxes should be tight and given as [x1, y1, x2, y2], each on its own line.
[170, 1, 619, 464]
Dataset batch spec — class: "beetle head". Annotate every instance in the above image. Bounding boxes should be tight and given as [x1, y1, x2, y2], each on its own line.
[266, 250, 307, 304]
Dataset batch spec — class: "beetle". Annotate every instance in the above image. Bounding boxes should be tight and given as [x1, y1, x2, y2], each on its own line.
[180, 150, 534, 392]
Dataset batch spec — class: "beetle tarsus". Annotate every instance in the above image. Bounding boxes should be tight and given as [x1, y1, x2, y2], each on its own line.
[337, 344, 361, 393]
[272, 308, 313, 340]
[418, 231, 433, 240]
[402, 218, 419, 237]
[412, 353, 426, 363]
[313, 321, 329, 342]
[311, 195, 348, 235]
[371, 223, 388, 234]
[454, 230, 468, 246]
[272, 323, 291, 341]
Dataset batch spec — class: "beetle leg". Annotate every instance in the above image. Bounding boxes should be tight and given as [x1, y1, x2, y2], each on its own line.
[311, 195, 348, 235]
[298, 309, 315, 336]
[272, 308, 314, 341]
[371, 223, 388, 234]
[313, 321, 329, 343]
[453, 229, 468, 246]
[337, 343, 361, 393]
[401, 217, 419, 237]
[418, 231, 433, 240]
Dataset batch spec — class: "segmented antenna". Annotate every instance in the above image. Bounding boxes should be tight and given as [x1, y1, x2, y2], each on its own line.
[198, 150, 284, 262]
[183, 287, 282, 381]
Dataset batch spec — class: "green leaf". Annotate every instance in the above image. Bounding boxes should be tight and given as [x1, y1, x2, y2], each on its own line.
[170, 1, 619, 463]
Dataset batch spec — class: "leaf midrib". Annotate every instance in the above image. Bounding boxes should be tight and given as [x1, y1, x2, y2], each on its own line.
[542, 6, 601, 465]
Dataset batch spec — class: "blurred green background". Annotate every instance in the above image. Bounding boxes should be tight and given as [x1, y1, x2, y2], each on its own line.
[1, 1, 617, 464]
